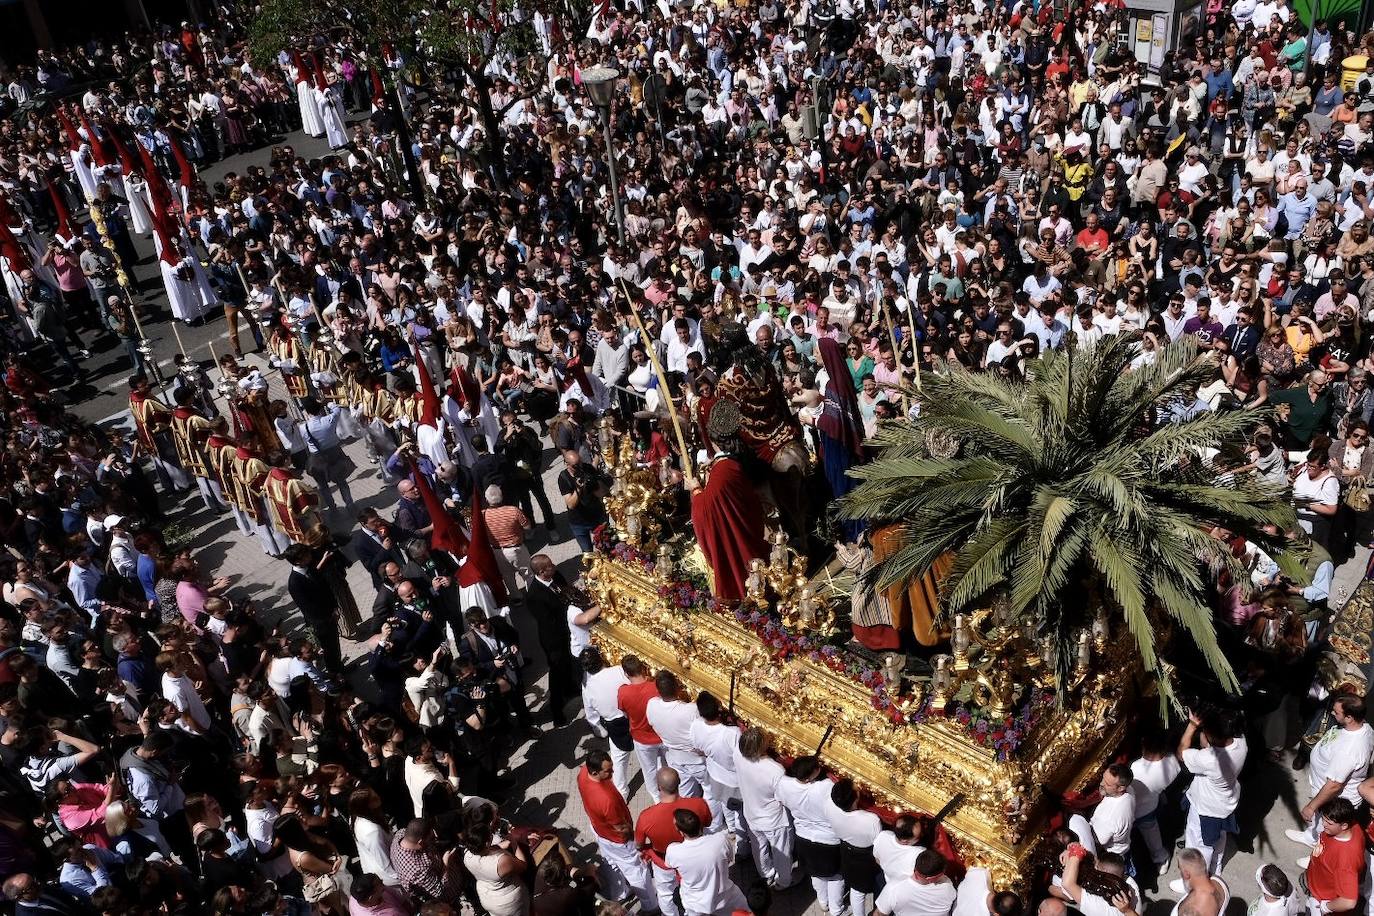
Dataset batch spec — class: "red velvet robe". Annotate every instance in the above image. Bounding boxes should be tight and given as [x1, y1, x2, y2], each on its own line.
[691, 457, 767, 601]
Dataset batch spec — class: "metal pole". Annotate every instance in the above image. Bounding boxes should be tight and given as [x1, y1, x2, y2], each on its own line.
[599, 106, 625, 246]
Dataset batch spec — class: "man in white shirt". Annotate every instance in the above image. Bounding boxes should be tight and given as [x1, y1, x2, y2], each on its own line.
[1174, 709, 1248, 884]
[1090, 764, 1137, 859]
[829, 779, 883, 916]
[734, 726, 797, 889]
[580, 648, 633, 800]
[665, 808, 748, 916]
[645, 671, 708, 798]
[158, 652, 210, 734]
[1131, 735, 1182, 871]
[874, 815, 926, 886]
[1285, 694, 1374, 845]
[689, 692, 745, 838]
[875, 848, 957, 916]
[952, 866, 1023, 916]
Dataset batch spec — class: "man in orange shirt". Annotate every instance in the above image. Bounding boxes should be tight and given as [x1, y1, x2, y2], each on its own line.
[1304, 798, 1364, 914]
[617, 654, 667, 803]
[578, 748, 659, 914]
[482, 484, 531, 594]
[635, 767, 713, 916]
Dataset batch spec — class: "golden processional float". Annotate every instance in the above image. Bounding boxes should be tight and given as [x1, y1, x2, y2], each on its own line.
[583, 422, 1137, 890]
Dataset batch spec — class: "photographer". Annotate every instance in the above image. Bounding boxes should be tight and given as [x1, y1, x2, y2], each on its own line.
[556, 450, 609, 553]
[446, 653, 505, 797]
[457, 609, 531, 731]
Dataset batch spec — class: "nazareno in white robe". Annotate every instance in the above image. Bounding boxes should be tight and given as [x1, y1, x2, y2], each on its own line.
[297, 77, 324, 137]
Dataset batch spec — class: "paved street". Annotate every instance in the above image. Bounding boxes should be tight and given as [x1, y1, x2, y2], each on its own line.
[51, 124, 1373, 915]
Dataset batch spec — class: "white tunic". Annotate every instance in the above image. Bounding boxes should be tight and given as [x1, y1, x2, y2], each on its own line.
[123, 175, 152, 234]
[316, 86, 348, 149]
[162, 258, 209, 322]
[297, 79, 324, 137]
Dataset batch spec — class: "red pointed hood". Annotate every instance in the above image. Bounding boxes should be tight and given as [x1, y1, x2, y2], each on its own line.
[137, 143, 181, 235]
[47, 182, 74, 240]
[414, 348, 441, 427]
[457, 481, 508, 604]
[291, 51, 309, 85]
[312, 53, 328, 91]
[449, 364, 482, 409]
[167, 130, 196, 190]
[55, 106, 84, 152]
[409, 458, 469, 554]
[0, 218, 30, 271]
[105, 121, 139, 175]
[369, 67, 386, 105]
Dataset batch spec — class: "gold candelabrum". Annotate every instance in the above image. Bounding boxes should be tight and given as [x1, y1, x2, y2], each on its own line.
[601, 419, 673, 550]
[85, 193, 159, 384]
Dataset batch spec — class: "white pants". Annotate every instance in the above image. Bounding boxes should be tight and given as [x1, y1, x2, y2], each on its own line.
[635, 740, 668, 803]
[665, 750, 707, 799]
[1183, 806, 1228, 875]
[750, 824, 795, 888]
[811, 875, 845, 914]
[152, 455, 190, 491]
[596, 836, 655, 911]
[650, 861, 681, 916]
[194, 475, 223, 512]
[850, 889, 872, 916]
[704, 776, 745, 838]
[610, 739, 634, 802]
[254, 520, 290, 556]
[230, 504, 253, 535]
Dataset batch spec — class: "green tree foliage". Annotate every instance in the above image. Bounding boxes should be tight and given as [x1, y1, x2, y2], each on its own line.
[840, 335, 1305, 708]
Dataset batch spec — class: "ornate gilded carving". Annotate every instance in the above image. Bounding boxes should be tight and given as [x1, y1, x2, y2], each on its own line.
[585, 552, 1134, 891]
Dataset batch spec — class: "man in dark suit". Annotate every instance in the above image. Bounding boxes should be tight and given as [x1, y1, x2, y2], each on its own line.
[349, 508, 414, 589]
[468, 436, 504, 495]
[3, 872, 95, 916]
[456, 607, 531, 728]
[524, 553, 598, 727]
[284, 544, 344, 673]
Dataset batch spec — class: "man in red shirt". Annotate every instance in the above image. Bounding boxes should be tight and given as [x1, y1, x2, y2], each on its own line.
[635, 767, 713, 916]
[1305, 798, 1364, 914]
[617, 654, 666, 803]
[578, 748, 659, 914]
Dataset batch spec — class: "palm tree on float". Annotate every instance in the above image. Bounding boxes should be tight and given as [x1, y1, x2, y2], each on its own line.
[839, 334, 1305, 707]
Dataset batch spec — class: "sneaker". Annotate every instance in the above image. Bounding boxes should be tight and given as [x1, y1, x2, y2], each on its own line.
[1168, 879, 1186, 895]
[1284, 828, 1314, 846]
[76, 349, 92, 360]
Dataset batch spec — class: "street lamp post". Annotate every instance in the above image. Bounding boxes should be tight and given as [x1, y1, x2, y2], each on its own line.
[581, 66, 625, 246]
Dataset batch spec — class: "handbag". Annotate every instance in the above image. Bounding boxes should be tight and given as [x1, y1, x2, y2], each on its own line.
[302, 870, 341, 903]
[1345, 476, 1371, 512]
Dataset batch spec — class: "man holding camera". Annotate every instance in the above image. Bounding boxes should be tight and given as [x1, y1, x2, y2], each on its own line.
[557, 449, 609, 553]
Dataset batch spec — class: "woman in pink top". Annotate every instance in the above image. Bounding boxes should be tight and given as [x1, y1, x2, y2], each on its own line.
[52, 776, 116, 848]
[173, 555, 230, 628]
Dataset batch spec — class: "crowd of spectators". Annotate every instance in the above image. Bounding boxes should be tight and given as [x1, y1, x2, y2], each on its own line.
[1, 0, 1374, 914]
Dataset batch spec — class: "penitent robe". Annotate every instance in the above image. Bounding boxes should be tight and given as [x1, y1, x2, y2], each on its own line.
[691, 456, 768, 601]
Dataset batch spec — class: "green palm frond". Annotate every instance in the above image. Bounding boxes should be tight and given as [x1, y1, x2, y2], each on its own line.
[841, 335, 1301, 711]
